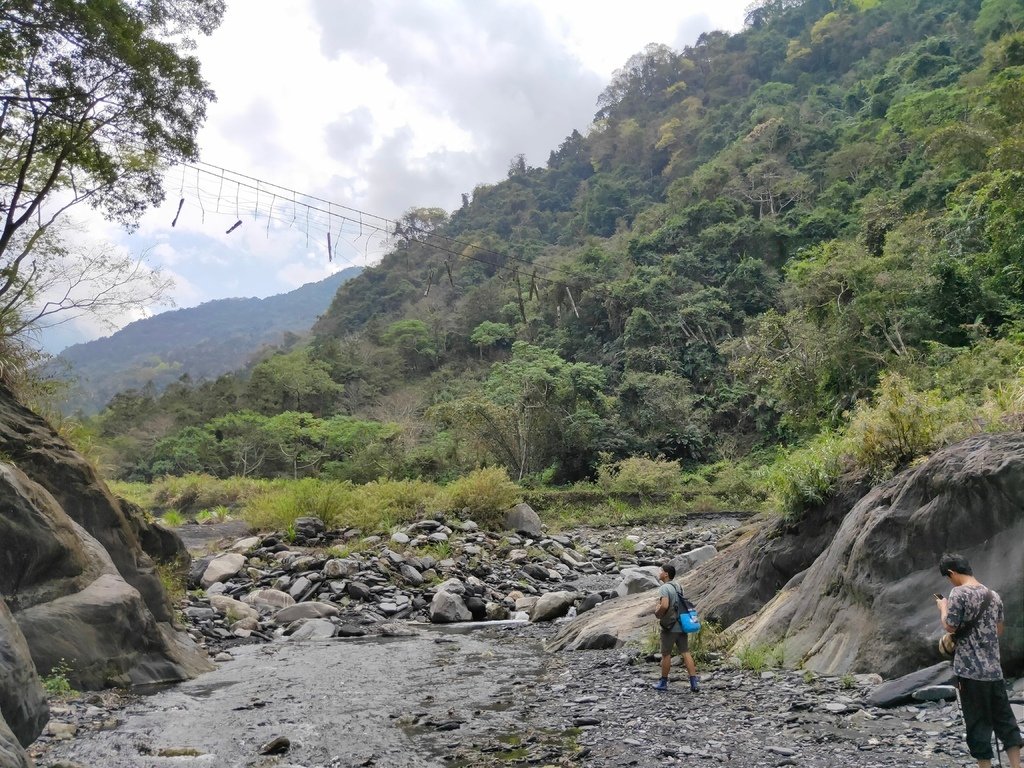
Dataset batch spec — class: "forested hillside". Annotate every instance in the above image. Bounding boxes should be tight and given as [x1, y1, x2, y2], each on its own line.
[91, 0, 1024, 506]
[54, 268, 360, 414]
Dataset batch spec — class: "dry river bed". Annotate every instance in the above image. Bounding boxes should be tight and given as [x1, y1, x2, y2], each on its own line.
[32, 622, 984, 768]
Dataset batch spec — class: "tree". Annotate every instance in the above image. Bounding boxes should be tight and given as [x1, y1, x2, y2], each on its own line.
[469, 321, 514, 359]
[0, 0, 222, 367]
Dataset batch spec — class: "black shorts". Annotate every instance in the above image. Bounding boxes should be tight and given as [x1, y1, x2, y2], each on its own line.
[957, 677, 1023, 760]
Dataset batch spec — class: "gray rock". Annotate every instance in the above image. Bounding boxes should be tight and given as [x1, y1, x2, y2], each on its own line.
[912, 685, 958, 702]
[504, 502, 543, 538]
[201, 554, 246, 588]
[0, 598, 47, 748]
[429, 591, 472, 623]
[208, 595, 259, 625]
[346, 582, 372, 601]
[323, 559, 358, 579]
[242, 589, 295, 611]
[614, 567, 661, 597]
[288, 619, 336, 641]
[573, 630, 622, 650]
[737, 433, 1024, 677]
[399, 564, 424, 586]
[485, 602, 510, 621]
[670, 544, 717, 576]
[578, 593, 604, 614]
[274, 602, 340, 625]
[530, 591, 577, 622]
[390, 532, 410, 545]
[865, 662, 955, 708]
[436, 578, 466, 596]
[0, 714, 32, 768]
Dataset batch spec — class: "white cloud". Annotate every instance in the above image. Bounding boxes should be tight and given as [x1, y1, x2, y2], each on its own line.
[41, 0, 752, 352]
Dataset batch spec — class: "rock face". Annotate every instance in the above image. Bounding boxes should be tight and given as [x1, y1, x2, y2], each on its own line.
[0, 597, 47, 753]
[0, 716, 32, 768]
[0, 384, 211, 692]
[681, 480, 868, 628]
[737, 433, 1024, 677]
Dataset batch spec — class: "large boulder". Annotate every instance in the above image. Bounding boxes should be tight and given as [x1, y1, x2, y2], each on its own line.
[680, 479, 869, 628]
[530, 591, 578, 622]
[429, 591, 472, 623]
[736, 433, 1024, 677]
[0, 385, 212, 691]
[0, 715, 32, 768]
[614, 567, 661, 597]
[504, 503, 543, 539]
[0, 598, 47, 748]
[0, 385, 174, 623]
[548, 583, 668, 650]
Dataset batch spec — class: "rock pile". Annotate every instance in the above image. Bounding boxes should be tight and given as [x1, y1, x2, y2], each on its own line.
[178, 509, 732, 650]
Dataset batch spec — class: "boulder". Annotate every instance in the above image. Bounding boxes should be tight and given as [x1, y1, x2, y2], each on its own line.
[0, 460, 212, 690]
[15, 573, 201, 689]
[670, 544, 717, 576]
[614, 567, 661, 597]
[274, 603, 340, 624]
[680, 479, 869, 628]
[547, 587, 660, 650]
[865, 662, 955, 708]
[242, 589, 295, 611]
[0, 598, 47, 748]
[323, 559, 359, 579]
[200, 554, 246, 588]
[0, 385, 176, 623]
[208, 595, 259, 625]
[0, 715, 32, 768]
[574, 630, 622, 650]
[288, 619, 336, 641]
[530, 591, 577, 623]
[429, 591, 472, 623]
[504, 503, 543, 538]
[736, 433, 1024, 677]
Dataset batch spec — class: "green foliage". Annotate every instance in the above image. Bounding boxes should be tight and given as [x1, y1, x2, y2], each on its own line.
[688, 621, 734, 666]
[160, 510, 185, 527]
[41, 659, 78, 698]
[443, 467, 521, 527]
[845, 373, 970, 479]
[596, 455, 683, 497]
[736, 642, 785, 672]
[762, 432, 849, 519]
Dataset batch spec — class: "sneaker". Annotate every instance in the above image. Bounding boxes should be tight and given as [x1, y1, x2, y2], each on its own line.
[653, 678, 669, 691]
[689, 676, 701, 693]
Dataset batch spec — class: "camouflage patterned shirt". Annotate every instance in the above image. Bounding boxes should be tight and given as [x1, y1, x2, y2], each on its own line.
[946, 584, 1004, 681]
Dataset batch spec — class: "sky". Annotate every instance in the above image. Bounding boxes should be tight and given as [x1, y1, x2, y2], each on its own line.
[41, 0, 752, 352]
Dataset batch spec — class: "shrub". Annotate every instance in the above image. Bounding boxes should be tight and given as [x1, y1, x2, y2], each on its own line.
[688, 621, 734, 666]
[244, 478, 361, 531]
[443, 467, 520, 527]
[736, 642, 784, 672]
[596, 455, 683, 497]
[845, 373, 970, 479]
[761, 431, 848, 519]
[42, 659, 78, 698]
[160, 510, 185, 527]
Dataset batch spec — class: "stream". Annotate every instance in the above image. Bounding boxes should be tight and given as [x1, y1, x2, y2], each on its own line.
[36, 625, 551, 768]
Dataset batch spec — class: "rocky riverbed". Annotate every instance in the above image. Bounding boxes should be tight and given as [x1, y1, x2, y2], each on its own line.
[30, 618, 1017, 768]
[25, 511, 1024, 768]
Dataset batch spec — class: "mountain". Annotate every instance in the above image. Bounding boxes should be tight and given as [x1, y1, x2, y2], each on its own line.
[52, 267, 361, 414]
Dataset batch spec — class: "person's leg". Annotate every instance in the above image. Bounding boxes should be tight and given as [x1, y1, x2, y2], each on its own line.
[675, 634, 699, 691]
[960, 679, 996, 765]
[655, 630, 672, 689]
[989, 682, 1022, 768]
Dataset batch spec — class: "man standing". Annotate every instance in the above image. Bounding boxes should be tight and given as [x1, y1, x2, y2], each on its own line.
[936, 552, 1022, 768]
[653, 563, 700, 692]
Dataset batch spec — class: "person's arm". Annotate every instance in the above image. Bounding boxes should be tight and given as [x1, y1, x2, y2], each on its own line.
[942, 590, 963, 634]
[997, 622, 1004, 637]
[654, 595, 668, 618]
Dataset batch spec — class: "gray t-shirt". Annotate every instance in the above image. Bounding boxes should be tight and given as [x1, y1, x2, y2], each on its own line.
[946, 584, 1004, 681]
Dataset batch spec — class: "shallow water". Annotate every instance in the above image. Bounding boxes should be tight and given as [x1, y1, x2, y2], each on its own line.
[39, 628, 547, 768]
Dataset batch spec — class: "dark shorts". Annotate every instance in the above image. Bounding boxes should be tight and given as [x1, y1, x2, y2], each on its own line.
[660, 630, 689, 656]
[957, 677, 1023, 760]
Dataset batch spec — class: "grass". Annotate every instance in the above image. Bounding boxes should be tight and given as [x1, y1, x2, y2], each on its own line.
[41, 659, 78, 698]
[160, 509, 185, 527]
[735, 642, 785, 672]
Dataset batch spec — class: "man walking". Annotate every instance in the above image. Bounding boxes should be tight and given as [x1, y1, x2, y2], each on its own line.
[936, 552, 1022, 768]
[653, 563, 699, 692]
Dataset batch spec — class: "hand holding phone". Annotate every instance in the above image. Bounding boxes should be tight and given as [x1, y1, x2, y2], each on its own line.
[933, 593, 944, 600]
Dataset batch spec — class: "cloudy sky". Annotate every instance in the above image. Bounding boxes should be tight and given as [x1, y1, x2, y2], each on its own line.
[43, 0, 751, 352]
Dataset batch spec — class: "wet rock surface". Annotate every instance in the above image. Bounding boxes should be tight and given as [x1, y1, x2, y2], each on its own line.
[30, 621, 1013, 768]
